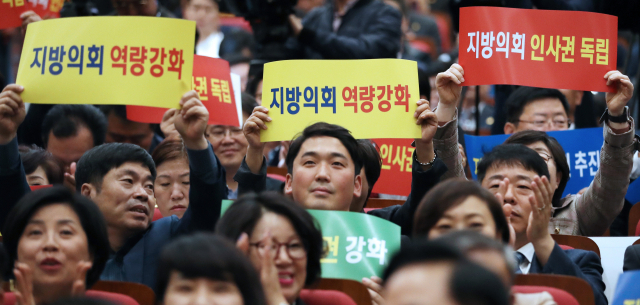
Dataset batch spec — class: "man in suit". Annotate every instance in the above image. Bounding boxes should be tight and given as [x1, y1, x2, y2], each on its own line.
[0, 85, 227, 290]
[623, 244, 640, 271]
[477, 144, 607, 305]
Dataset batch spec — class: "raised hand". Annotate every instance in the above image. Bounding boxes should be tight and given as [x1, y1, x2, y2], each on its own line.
[63, 162, 77, 191]
[255, 232, 288, 305]
[71, 261, 93, 296]
[434, 64, 464, 122]
[20, 11, 41, 36]
[527, 176, 555, 266]
[0, 84, 26, 145]
[362, 276, 385, 305]
[14, 263, 35, 305]
[174, 91, 209, 150]
[160, 108, 179, 139]
[244, 106, 271, 173]
[413, 99, 437, 169]
[604, 70, 634, 117]
[495, 178, 516, 247]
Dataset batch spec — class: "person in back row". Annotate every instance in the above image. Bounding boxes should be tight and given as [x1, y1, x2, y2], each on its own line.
[0, 84, 228, 290]
[432, 64, 639, 236]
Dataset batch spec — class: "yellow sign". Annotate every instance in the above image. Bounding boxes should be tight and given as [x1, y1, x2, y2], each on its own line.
[261, 59, 421, 142]
[16, 17, 195, 109]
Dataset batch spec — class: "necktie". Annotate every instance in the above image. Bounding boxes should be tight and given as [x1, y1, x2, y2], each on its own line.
[515, 251, 527, 274]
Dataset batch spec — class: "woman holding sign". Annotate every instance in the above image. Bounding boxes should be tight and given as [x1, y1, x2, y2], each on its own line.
[216, 192, 323, 305]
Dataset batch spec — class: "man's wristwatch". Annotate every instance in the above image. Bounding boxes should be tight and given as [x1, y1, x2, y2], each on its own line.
[600, 106, 629, 124]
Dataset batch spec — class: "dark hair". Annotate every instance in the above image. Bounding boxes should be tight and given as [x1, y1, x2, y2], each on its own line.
[98, 105, 154, 131]
[246, 70, 263, 97]
[19, 145, 64, 185]
[241, 92, 259, 117]
[383, 240, 509, 305]
[413, 179, 510, 243]
[42, 105, 107, 148]
[75, 143, 157, 192]
[477, 144, 550, 183]
[155, 233, 267, 305]
[435, 230, 516, 283]
[215, 192, 323, 286]
[359, 139, 382, 204]
[505, 87, 570, 125]
[286, 122, 363, 176]
[0, 245, 7, 285]
[2, 186, 110, 288]
[504, 130, 569, 207]
[152, 138, 189, 169]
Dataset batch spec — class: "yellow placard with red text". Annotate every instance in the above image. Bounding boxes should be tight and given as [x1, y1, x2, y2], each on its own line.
[16, 17, 195, 109]
[261, 59, 421, 142]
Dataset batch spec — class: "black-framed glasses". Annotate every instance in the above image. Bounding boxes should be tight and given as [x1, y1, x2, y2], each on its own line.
[249, 241, 307, 260]
[518, 118, 571, 128]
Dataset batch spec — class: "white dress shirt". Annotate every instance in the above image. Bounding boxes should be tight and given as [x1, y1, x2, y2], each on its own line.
[516, 243, 536, 274]
[196, 32, 224, 58]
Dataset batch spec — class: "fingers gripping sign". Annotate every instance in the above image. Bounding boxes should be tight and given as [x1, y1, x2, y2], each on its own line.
[0, 84, 26, 145]
[244, 106, 272, 174]
[175, 90, 209, 150]
[435, 64, 464, 123]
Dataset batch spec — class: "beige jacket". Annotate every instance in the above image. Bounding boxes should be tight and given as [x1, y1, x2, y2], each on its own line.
[433, 111, 639, 236]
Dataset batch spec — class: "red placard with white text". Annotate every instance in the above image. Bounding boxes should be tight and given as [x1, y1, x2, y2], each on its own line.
[0, 0, 61, 30]
[459, 7, 617, 92]
[127, 55, 240, 126]
[371, 139, 413, 197]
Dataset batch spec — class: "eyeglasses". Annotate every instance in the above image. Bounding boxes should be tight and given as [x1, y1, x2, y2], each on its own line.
[538, 152, 553, 163]
[518, 117, 571, 129]
[114, 0, 147, 8]
[249, 241, 307, 260]
[207, 127, 244, 140]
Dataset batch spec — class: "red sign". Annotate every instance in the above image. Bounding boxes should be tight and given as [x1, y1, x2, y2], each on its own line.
[459, 7, 617, 92]
[1, 0, 62, 30]
[371, 138, 414, 197]
[29, 184, 52, 191]
[127, 55, 240, 126]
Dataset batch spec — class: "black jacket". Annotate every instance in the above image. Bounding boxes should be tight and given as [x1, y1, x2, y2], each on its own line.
[286, 0, 402, 59]
[623, 244, 640, 271]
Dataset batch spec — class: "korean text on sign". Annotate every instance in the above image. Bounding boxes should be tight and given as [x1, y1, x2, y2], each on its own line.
[16, 17, 195, 109]
[261, 59, 421, 142]
[459, 7, 617, 92]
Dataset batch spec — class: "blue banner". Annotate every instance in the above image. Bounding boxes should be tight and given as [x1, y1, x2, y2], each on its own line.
[626, 179, 640, 204]
[464, 128, 604, 197]
[612, 270, 640, 305]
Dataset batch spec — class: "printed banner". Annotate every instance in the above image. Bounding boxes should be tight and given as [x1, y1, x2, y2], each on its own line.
[371, 139, 414, 197]
[1, 0, 61, 30]
[612, 270, 640, 305]
[459, 7, 617, 92]
[16, 17, 195, 109]
[464, 128, 604, 197]
[127, 56, 241, 127]
[221, 201, 401, 281]
[261, 59, 421, 142]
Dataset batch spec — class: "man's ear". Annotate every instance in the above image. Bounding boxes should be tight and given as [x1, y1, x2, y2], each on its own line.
[353, 173, 362, 199]
[284, 173, 294, 196]
[80, 183, 96, 198]
[504, 122, 516, 134]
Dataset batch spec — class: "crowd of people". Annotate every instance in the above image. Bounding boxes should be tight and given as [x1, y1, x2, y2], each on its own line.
[0, 0, 639, 305]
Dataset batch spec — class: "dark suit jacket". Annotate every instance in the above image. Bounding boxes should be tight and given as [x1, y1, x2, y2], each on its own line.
[234, 154, 448, 236]
[0, 139, 227, 290]
[623, 244, 640, 271]
[529, 243, 607, 305]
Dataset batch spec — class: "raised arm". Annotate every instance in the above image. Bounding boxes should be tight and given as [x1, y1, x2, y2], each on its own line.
[234, 106, 271, 195]
[0, 84, 30, 233]
[575, 70, 639, 236]
[433, 64, 466, 180]
[173, 91, 228, 234]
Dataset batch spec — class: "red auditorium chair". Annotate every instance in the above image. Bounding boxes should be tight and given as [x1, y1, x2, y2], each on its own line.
[515, 274, 595, 305]
[513, 286, 579, 305]
[300, 289, 357, 305]
[3, 291, 140, 305]
[551, 235, 600, 258]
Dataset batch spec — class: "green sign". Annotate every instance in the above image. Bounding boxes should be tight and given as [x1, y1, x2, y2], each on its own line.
[221, 200, 401, 281]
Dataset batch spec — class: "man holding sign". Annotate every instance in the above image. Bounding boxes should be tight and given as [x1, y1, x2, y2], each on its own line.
[432, 63, 639, 237]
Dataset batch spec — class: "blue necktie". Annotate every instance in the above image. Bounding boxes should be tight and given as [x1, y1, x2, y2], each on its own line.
[515, 251, 526, 274]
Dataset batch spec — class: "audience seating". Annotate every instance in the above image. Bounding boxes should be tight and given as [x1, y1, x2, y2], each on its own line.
[92, 281, 155, 305]
[3, 291, 140, 305]
[365, 198, 404, 209]
[513, 285, 579, 305]
[267, 173, 287, 182]
[310, 278, 372, 305]
[551, 234, 600, 258]
[628, 202, 640, 236]
[633, 238, 640, 246]
[515, 274, 594, 305]
[300, 289, 357, 305]
[267, 166, 288, 177]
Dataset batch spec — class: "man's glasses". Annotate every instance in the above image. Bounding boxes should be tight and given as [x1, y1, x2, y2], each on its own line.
[518, 118, 571, 128]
